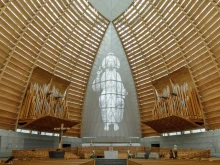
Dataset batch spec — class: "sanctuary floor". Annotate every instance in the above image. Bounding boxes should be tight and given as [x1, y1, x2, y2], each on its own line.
[128, 159, 220, 165]
[10, 159, 220, 165]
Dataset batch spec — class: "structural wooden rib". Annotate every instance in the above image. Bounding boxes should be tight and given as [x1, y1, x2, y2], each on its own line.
[0, 0, 220, 137]
[0, 0, 109, 136]
[113, 0, 220, 136]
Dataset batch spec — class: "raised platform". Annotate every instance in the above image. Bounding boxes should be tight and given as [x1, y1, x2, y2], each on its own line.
[95, 159, 127, 165]
[143, 115, 203, 133]
[18, 116, 78, 133]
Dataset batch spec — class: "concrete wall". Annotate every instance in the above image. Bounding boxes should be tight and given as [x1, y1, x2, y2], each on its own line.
[140, 130, 220, 157]
[0, 130, 81, 158]
[1, 129, 220, 158]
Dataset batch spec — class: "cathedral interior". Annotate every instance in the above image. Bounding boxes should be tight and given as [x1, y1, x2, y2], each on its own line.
[0, 0, 220, 164]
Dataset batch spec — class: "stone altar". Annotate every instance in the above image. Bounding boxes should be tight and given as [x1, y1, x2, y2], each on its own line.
[104, 151, 118, 159]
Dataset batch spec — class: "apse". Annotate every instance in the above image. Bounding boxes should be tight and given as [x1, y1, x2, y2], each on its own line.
[82, 23, 141, 138]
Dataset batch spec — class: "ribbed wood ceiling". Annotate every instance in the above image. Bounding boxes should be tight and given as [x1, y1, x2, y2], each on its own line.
[0, 0, 220, 137]
[113, 0, 220, 136]
[0, 0, 109, 136]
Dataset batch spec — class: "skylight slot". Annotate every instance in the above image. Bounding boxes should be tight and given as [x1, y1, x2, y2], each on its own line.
[158, 0, 166, 10]
[197, 8, 213, 26]
[187, 0, 197, 14]
[16, 1, 30, 21]
[20, 38, 38, 53]
[73, 31, 85, 43]
[163, 3, 175, 19]
[86, 10, 96, 20]
[84, 44, 95, 53]
[45, 40, 60, 54]
[41, 9, 54, 27]
[4, 9, 23, 31]
[84, 14, 94, 24]
[51, 30, 66, 45]
[177, 28, 194, 43]
[48, 37, 62, 50]
[126, 9, 136, 20]
[161, 1, 172, 16]
[124, 6, 133, 16]
[69, 39, 82, 49]
[187, 49, 207, 63]
[135, 70, 148, 77]
[63, 50, 74, 59]
[0, 26, 17, 42]
[80, 21, 90, 31]
[190, 1, 205, 19]
[170, 60, 185, 70]
[55, 69, 69, 79]
[139, 2, 150, 12]
[14, 48, 33, 63]
[134, 66, 147, 74]
[74, 3, 83, 14]
[200, 13, 219, 31]
[184, 40, 203, 54]
[30, 0, 39, 11]
[17, 45, 35, 61]
[207, 33, 220, 47]
[26, 29, 43, 45]
[50, 2, 60, 19]
[78, 0, 86, 10]
[10, 2, 27, 23]
[138, 32, 150, 43]
[150, 18, 162, 31]
[44, 9, 57, 24]
[55, 1, 63, 10]
[35, 15, 51, 32]
[128, 13, 139, 24]
[25, 1, 35, 13]
[135, 26, 147, 37]
[168, 13, 181, 30]
[138, 92, 153, 98]
[141, 5, 152, 19]
[152, 71, 167, 80]
[166, 7, 178, 23]
[164, 48, 180, 59]
[159, 37, 174, 49]
[194, 3, 209, 21]
[67, 9, 79, 21]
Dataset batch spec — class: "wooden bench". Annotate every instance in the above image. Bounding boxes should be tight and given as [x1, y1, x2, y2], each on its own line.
[209, 158, 220, 162]
[12, 148, 79, 161]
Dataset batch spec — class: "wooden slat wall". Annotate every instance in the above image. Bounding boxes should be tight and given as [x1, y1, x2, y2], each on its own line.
[113, 0, 220, 136]
[0, 0, 109, 136]
[0, 0, 220, 137]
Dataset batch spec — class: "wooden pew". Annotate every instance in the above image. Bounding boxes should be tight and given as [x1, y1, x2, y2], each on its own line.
[12, 148, 79, 161]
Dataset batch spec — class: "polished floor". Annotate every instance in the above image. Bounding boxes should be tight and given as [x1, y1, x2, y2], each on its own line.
[7, 159, 220, 165]
[129, 159, 220, 165]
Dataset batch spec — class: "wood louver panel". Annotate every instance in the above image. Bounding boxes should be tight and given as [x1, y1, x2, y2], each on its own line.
[0, 0, 109, 136]
[113, 0, 220, 136]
